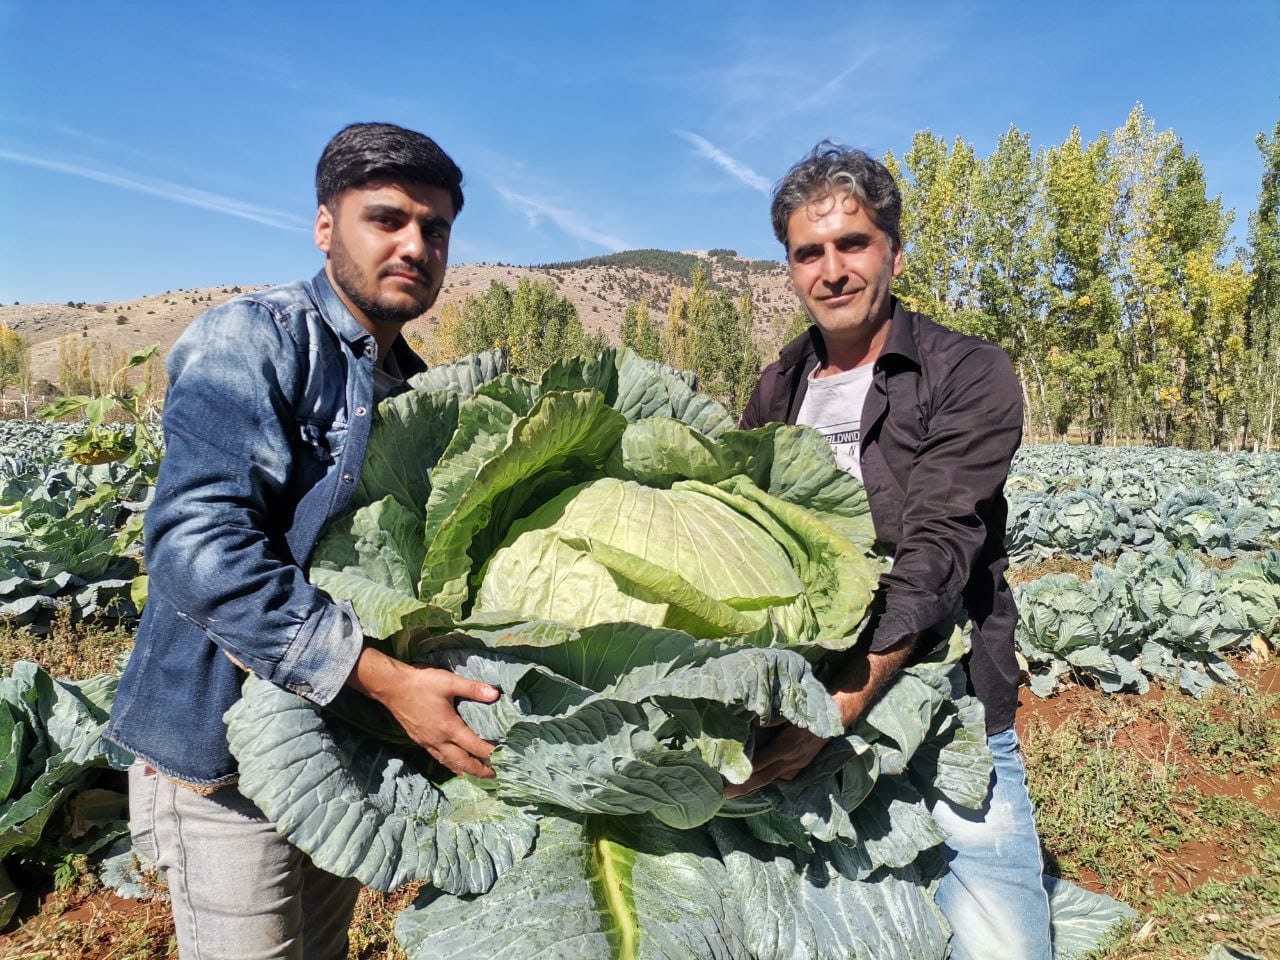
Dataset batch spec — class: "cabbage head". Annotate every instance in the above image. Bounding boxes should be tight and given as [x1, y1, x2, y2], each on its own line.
[1129, 552, 1245, 697]
[1014, 569, 1146, 698]
[225, 349, 1126, 960]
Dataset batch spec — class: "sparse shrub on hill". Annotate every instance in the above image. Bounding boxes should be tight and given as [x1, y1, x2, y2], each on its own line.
[56, 336, 92, 395]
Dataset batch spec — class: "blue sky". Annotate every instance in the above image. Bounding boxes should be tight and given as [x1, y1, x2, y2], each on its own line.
[1, 1, 1277, 304]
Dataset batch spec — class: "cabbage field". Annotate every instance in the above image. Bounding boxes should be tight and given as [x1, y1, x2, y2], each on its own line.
[1, 352, 1277, 958]
[1007, 446, 1280, 700]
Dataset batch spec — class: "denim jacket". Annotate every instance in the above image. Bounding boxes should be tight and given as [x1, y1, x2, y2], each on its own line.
[105, 270, 426, 787]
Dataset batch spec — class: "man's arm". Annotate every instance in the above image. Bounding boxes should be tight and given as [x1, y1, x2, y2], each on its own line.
[863, 344, 1023, 654]
[149, 301, 496, 776]
[724, 636, 914, 797]
[147, 300, 367, 703]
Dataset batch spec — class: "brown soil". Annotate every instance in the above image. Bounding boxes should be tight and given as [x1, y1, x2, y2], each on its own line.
[0, 885, 176, 958]
[1019, 653, 1280, 903]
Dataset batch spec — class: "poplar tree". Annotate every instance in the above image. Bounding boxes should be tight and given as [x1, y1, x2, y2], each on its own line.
[1245, 120, 1280, 449]
[1043, 127, 1122, 441]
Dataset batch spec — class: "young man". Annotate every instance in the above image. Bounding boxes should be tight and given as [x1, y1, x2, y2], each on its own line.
[106, 123, 499, 959]
[734, 142, 1051, 960]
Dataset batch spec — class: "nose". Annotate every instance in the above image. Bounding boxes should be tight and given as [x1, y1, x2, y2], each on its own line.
[397, 224, 426, 261]
[819, 246, 846, 287]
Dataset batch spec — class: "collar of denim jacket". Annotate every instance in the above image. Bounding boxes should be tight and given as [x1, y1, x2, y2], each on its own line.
[306, 268, 376, 346]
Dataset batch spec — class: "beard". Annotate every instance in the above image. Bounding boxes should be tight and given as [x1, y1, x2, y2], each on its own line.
[329, 231, 437, 325]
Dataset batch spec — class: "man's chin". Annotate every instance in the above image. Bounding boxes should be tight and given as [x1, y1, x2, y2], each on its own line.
[369, 293, 433, 324]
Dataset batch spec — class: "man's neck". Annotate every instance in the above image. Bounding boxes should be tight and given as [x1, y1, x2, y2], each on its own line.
[816, 314, 892, 378]
[325, 263, 402, 371]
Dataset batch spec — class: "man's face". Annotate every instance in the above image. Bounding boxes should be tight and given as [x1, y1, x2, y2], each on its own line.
[314, 179, 454, 327]
[785, 192, 902, 345]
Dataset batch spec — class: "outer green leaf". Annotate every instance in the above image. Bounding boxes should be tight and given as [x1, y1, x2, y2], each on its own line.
[226, 675, 537, 895]
[1044, 874, 1138, 960]
[397, 813, 748, 960]
[353, 389, 461, 518]
[404, 348, 507, 396]
[493, 698, 725, 829]
[310, 496, 450, 640]
[709, 818, 950, 960]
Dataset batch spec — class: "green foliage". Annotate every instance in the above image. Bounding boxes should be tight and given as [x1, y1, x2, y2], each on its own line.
[537, 249, 704, 283]
[452, 279, 592, 377]
[886, 104, 1273, 449]
[619, 301, 662, 361]
[0, 326, 29, 393]
[38, 346, 162, 477]
[0, 660, 133, 926]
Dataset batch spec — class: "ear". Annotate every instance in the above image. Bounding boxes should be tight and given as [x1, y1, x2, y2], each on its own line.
[891, 240, 904, 279]
[314, 204, 334, 255]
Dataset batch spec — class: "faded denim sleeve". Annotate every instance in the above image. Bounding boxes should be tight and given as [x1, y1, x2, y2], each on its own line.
[868, 345, 1023, 653]
[144, 299, 362, 705]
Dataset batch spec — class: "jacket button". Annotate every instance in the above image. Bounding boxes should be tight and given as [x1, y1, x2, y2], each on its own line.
[355, 406, 367, 417]
[364, 344, 375, 359]
[341, 473, 354, 484]
[293, 681, 312, 694]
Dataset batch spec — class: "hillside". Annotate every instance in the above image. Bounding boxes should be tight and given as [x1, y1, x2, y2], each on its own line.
[1, 250, 797, 392]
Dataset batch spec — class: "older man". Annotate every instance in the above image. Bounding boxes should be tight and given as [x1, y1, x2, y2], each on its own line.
[735, 142, 1051, 960]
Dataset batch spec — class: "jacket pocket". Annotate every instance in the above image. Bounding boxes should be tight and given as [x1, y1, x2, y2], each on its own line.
[297, 418, 347, 463]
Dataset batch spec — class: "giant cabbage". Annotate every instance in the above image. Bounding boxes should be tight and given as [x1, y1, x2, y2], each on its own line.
[226, 349, 1129, 959]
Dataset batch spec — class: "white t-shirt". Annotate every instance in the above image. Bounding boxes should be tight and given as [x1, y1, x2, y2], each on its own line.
[795, 362, 874, 480]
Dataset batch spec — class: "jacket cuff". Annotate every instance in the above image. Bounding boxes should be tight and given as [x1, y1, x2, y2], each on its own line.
[867, 613, 916, 653]
[272, 599, 363, 705]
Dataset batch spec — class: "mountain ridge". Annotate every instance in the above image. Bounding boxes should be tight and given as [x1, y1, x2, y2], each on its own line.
[1, 250, 800, 390]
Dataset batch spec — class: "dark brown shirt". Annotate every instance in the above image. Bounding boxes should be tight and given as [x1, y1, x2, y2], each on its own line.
[740, 299, 1023, 735]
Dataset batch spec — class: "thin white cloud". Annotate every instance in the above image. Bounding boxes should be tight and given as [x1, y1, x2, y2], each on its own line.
[493, 184, 630, 252]
[676, 131, 771, 194]
[0, 146, 309, 231]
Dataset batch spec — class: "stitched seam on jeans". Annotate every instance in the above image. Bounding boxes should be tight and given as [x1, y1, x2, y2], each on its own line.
[138, 766, 160, 866]
[167, 782, 203, 960]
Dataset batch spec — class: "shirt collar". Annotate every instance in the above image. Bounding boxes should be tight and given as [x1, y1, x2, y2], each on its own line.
[875, 298, 921, 369]
[307, 268, 373, 345]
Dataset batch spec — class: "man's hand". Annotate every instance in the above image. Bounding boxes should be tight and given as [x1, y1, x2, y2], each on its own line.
[723, 637, 917, 798]
[724, 723, 828, 798]
[347, 647, 500, 779]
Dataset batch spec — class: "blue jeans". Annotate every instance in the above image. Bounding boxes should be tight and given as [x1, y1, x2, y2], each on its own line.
[931, 728, 1053, 960]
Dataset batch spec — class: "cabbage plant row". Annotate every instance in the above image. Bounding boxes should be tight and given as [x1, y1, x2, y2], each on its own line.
[0, 424, 148, 628]
[0, 657, 143, 926]
[1007, 446, 1280, 562]
[1016, 550, 1280, 698]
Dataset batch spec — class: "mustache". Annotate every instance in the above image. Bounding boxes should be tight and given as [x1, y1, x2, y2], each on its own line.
[380, 261, 432, 285]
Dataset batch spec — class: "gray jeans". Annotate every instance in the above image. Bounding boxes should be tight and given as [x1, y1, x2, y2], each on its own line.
[128, 761, 362, 960]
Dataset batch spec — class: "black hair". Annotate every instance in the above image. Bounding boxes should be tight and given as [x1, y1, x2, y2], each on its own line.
[315, 122, 464, 217]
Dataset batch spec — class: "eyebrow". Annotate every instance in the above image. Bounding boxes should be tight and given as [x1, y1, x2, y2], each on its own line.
[790, 232, 873, 257]
[363, 203, 452, 231]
